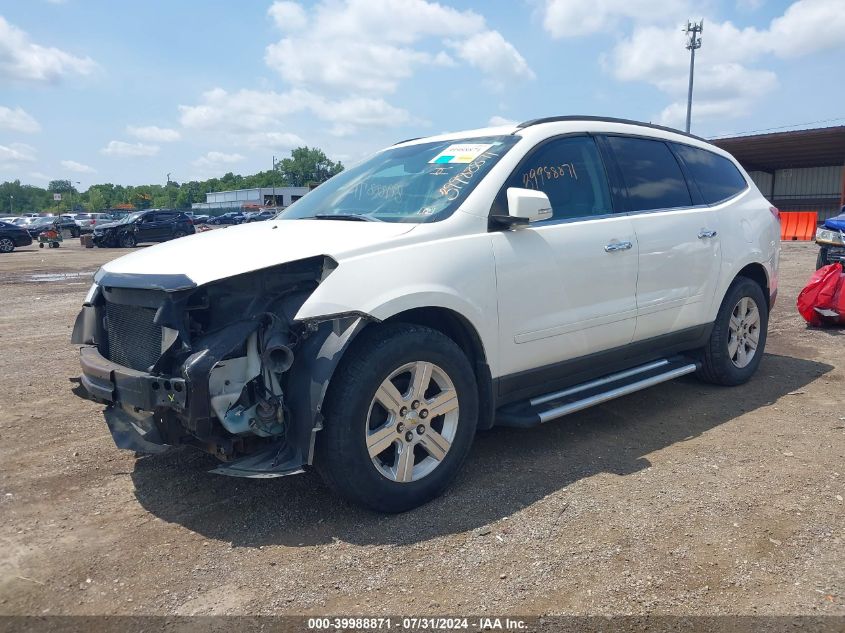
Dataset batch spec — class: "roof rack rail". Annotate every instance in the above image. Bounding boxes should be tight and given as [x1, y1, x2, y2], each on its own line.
[515, 116, 706, 142]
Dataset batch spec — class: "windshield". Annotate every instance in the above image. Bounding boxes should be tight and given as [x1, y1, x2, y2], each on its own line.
[278, 135, 519, 223]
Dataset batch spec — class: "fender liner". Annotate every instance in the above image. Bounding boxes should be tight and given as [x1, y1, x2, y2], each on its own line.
[285, 313, 376, 465]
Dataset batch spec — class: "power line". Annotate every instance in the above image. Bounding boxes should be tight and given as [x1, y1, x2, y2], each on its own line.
[708, 117, 845, 139]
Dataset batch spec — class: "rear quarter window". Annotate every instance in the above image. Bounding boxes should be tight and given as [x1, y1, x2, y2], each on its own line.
[672, 143, 748, 204]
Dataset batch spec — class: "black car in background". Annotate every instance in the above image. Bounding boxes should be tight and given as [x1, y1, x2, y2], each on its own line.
[26, 216, 81, 238]
[0, 221, 34, 252]
[92, 209, 195, 248]
[207, 211, 246, 225]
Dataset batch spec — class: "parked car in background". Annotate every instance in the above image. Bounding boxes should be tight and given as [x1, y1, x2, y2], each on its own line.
[245, 210, 276, 222]
[815, 205, 845, 269]
[92, 209, 195, 248]
[73, 213, 114, 233]
[72, 116, 780, 512]
[183, 212, 210, 225]
[0, 220, 34, 252]
[207, 211, 246, 225]
[26, 215, 80, 238]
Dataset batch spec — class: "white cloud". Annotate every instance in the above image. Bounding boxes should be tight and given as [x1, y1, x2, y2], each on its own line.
[243, 131, 306, 149]
[448, 31, 534, 89]
[600, 0, 845, 127]
[126, 125, 181, 142]
[100, 140, 160, 157]
[541, 0, 690, 38]
[268, 1, 308, 31]
[193, 151, 246, 168]
[488, 115, 517, 127]
[179, 87, 412, 137]
[61, 159, 96, 173]
[0, 142, 37, 164]
[0, 16, 96, 83]
[0, 106, 41, 133]
[264, 0, 531, 94]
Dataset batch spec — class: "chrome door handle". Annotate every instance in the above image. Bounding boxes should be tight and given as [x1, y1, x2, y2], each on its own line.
[698, 229, 718, 239]
[604, 241, 633, 252]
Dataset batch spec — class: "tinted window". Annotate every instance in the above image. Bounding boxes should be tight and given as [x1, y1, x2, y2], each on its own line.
[672, 144, 747, 204]
[607, 136, 692, 212]
[506, 136, 612, 220]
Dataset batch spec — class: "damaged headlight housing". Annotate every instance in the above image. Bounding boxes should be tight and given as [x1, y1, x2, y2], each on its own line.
[816, 228, 845, 246]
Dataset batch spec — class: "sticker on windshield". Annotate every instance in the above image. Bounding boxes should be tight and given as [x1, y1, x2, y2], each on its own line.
[429, 143, 493, 164]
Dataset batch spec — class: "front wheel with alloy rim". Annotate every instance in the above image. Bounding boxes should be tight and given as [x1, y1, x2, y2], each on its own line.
[118, 232, 136, 248]
[0, 237, 15, 253]
[316, 324, 478, 513]
[697, 276, 769, 386]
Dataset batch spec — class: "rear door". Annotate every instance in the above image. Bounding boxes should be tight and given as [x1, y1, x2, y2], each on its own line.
[601, 135, 722, 341]
[491, 135, 639, 388]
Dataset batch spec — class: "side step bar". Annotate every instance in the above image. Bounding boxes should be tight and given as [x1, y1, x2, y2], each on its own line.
[496, 358, 698, 428]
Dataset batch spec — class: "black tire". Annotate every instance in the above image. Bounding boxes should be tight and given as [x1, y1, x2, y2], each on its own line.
[697, 277, 768, 386]
[172, 230, 186, 239]
[816, 246, 828, 270]
[70, 227, 79, 238]
[39, 243, 44, 249]
[0, 237, 15, 253]
[316, 323, 478, 513]
[118, 232, 136, 248]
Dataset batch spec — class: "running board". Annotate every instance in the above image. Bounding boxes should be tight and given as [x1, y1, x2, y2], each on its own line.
[496, 358, 698, 428]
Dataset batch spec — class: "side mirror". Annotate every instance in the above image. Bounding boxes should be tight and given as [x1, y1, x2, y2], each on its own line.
[493, 188, 553, 228]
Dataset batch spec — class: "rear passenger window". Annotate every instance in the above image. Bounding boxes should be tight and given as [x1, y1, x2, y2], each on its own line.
[506, 136, 612, 221]
[606, 136, 692, 212]
[672, 144, 748, 204]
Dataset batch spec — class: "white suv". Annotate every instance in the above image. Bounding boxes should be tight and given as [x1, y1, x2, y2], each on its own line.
[72, 116, 780, 512]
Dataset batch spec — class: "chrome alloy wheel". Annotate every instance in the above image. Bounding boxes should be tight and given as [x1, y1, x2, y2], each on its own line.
[0, 238, 13, 253]
[365, 361, 459, 483]
[728, 296, 761, 368]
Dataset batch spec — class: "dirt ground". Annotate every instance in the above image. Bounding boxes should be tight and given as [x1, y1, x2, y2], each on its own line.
[0, 239, 842, 617]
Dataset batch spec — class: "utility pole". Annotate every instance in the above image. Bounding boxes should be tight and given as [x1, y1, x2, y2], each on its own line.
[272, 155, 278, 207]
[683, 20, 703, 134]
[9, 194, 13, 214]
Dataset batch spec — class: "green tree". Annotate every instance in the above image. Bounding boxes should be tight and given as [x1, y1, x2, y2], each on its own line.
[278, 147, 343, 187]
[87, 188, 106, 212]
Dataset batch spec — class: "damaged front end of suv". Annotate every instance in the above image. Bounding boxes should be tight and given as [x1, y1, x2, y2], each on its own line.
[71, 255, 372, 477]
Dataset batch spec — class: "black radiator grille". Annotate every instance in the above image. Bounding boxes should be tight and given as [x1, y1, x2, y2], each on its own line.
[104, 301, 162, 371]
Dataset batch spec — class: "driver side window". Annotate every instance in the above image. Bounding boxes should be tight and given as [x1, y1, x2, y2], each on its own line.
[506, 136, 612, 221]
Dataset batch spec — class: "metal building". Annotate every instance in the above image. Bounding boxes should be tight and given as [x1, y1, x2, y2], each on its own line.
[191, 186, 310, 212]
[712, 126, 845, 221]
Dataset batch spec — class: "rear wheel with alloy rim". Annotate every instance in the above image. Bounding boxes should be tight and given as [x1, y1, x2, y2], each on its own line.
[0, 237, 15, 253]
[697, 277, 768, 386]
[172, 230, 186, 239]
[317, 324, 478, 512]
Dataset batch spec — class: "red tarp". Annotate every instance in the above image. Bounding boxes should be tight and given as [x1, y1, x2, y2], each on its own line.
[797, 262, 845, 326]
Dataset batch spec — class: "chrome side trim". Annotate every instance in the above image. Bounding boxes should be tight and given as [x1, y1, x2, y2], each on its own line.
[530, 359, 669, 407]
[537, 363, 697, 423]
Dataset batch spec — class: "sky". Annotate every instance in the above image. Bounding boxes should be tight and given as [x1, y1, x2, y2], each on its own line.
[1, 0, 844, 190]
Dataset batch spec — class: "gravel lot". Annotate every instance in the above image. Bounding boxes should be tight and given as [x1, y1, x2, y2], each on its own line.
[0, 239, 842, 617]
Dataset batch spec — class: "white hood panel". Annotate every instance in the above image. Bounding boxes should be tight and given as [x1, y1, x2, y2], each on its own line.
[99, 219, 416, 287]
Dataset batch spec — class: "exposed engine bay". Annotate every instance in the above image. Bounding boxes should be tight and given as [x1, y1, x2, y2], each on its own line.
[71, 255, 373, 477]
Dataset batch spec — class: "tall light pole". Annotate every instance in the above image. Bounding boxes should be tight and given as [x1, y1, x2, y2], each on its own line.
[69, 180, 80, 213]
[272, 155, 278, 207]
[9, 195, 13, 214]
[683, 20, 703, 134]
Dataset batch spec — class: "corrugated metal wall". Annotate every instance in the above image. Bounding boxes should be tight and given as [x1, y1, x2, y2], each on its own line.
[748, 166, 843, 220]
[772, 166, 841, 197]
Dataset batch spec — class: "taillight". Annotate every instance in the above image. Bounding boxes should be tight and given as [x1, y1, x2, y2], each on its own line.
[770, 206, 780, 222]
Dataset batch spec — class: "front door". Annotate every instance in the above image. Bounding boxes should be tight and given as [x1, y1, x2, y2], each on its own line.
[492, 135, 638, 395]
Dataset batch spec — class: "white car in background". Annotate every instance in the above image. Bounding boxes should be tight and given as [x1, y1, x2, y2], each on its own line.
[73, 116, 780, 512]
[73, 213, 114, 232]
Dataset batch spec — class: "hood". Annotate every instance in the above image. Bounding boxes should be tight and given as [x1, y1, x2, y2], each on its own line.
[823, 213, 845, 232]
[94, 218, 132, 230]
[98, 219, 417, 288]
